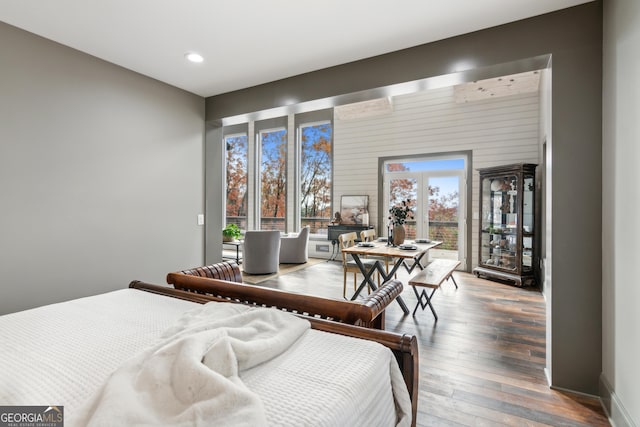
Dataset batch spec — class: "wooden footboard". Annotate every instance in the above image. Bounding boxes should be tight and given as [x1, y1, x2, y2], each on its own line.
[129, 280, 418, 425]
[165, 270, 403, 330]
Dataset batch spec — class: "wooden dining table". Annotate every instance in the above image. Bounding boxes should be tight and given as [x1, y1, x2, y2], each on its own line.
[342, 240, 442, 314]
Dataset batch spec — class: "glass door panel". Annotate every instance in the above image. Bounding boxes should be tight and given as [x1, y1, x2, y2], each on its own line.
[425, 175, 460, 251]
[388, 177, 418, 239]
[425, 174, 463, 263]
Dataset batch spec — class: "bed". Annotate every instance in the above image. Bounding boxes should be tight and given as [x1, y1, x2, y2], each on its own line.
[0, 263, 418, 426]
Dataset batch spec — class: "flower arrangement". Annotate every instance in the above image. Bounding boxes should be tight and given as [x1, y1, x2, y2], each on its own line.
[388, 200, 414, 225]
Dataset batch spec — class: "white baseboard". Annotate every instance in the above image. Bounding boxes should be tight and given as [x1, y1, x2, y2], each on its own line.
[544, 367, 551, 387]
[600, 374, 637, 427]
[549, 384, 600, 400]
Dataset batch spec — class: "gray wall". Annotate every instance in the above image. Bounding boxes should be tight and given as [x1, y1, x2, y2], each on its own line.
[0, 22, 205, 314]
[603, 1, 639, 425]
[205, 3, 603, 396]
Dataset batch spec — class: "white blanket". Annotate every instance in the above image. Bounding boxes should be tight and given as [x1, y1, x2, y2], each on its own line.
[70, 303, 310, 427]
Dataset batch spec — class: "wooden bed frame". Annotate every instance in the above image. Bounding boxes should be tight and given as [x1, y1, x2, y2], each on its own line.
[130, 263, 419, 425]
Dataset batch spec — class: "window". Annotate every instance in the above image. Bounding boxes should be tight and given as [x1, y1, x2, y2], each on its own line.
[259, 128, 287, 231]
[223, 111, 331, 235]
[300, 122, 332, 233]
[225, 133, 248, 230]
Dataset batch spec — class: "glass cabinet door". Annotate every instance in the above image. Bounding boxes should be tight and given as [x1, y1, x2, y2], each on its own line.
[522, 174, 535, 272]
[480, 174, 519, 272]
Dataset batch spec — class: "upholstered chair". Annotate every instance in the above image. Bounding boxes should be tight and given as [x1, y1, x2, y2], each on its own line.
[279, 226, 310, 264]
[243, 230, 281, 274]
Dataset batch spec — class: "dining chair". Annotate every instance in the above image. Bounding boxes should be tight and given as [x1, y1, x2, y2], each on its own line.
[360, 229, 393, 277]
[338, 232, 379, 299]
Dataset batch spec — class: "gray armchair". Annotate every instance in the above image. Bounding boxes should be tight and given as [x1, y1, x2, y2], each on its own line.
[243, 230, 281, 274]
[279, 226, 310, 264]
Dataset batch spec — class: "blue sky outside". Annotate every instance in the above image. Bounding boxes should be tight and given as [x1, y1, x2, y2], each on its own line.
[261, 124, 331, 163]
[434, 177, 459, 204]
[225, 134, 248, 181]
[301, 123, 332, 218]
[301, 123, 332, 171]
[429, 176, 460, 211]
[388, 158, 463, 199]
[261, 129, 287, 167]
[301, 123, 331, 147]
[398, 158, 465, 171]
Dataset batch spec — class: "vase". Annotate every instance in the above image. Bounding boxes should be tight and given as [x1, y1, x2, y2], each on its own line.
[392, 225, 405, 246]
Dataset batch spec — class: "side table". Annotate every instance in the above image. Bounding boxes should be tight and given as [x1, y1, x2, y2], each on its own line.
[222, 240, 243, 264]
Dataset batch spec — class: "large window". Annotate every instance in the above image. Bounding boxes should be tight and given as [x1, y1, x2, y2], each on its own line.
[259, 128, 287, 231]
[225, 133, 248, 230]
[223, 112, 332, 235]
[300, 122, 332, 233]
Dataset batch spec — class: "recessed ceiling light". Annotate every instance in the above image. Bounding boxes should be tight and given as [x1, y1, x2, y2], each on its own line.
[185, 52, 204, 63]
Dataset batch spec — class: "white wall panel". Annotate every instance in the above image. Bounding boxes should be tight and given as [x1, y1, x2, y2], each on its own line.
[334, 86, 540, 268]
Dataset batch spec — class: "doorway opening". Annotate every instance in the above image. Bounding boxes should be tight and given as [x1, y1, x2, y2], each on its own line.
[382, 155, 467, 269]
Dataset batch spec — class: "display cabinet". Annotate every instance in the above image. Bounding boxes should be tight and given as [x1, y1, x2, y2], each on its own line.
[473, 163, 537, 286]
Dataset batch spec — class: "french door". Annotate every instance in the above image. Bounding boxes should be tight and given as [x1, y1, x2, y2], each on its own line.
[385, 168, 466, 268]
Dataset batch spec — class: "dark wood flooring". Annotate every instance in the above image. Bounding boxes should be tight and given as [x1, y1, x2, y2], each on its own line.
[257, 259, 610, 427]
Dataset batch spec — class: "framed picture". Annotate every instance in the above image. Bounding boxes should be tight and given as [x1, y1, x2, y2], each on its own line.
[340, 195, 369, 225]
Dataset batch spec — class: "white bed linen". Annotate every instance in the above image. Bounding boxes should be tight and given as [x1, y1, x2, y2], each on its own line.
[242, 329, 409, 426]
[71, 303, 311, 426]
[0, 289, 410, 426]
[0, 289, 197, 413]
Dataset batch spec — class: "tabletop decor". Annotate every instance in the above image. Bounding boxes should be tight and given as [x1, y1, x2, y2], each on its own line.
[389, 200, 414, 246]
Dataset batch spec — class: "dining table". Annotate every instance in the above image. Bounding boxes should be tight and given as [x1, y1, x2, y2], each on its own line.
[341, 240, 443, 314]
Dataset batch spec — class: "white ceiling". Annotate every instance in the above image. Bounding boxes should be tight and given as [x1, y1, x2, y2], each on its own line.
[0, 0, 592, 98]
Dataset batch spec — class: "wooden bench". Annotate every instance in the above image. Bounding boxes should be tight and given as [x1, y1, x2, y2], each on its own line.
[408, 259, 461, 320]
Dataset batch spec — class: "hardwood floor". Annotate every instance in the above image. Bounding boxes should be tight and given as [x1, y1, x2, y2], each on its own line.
[258, 259, 610, 427]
